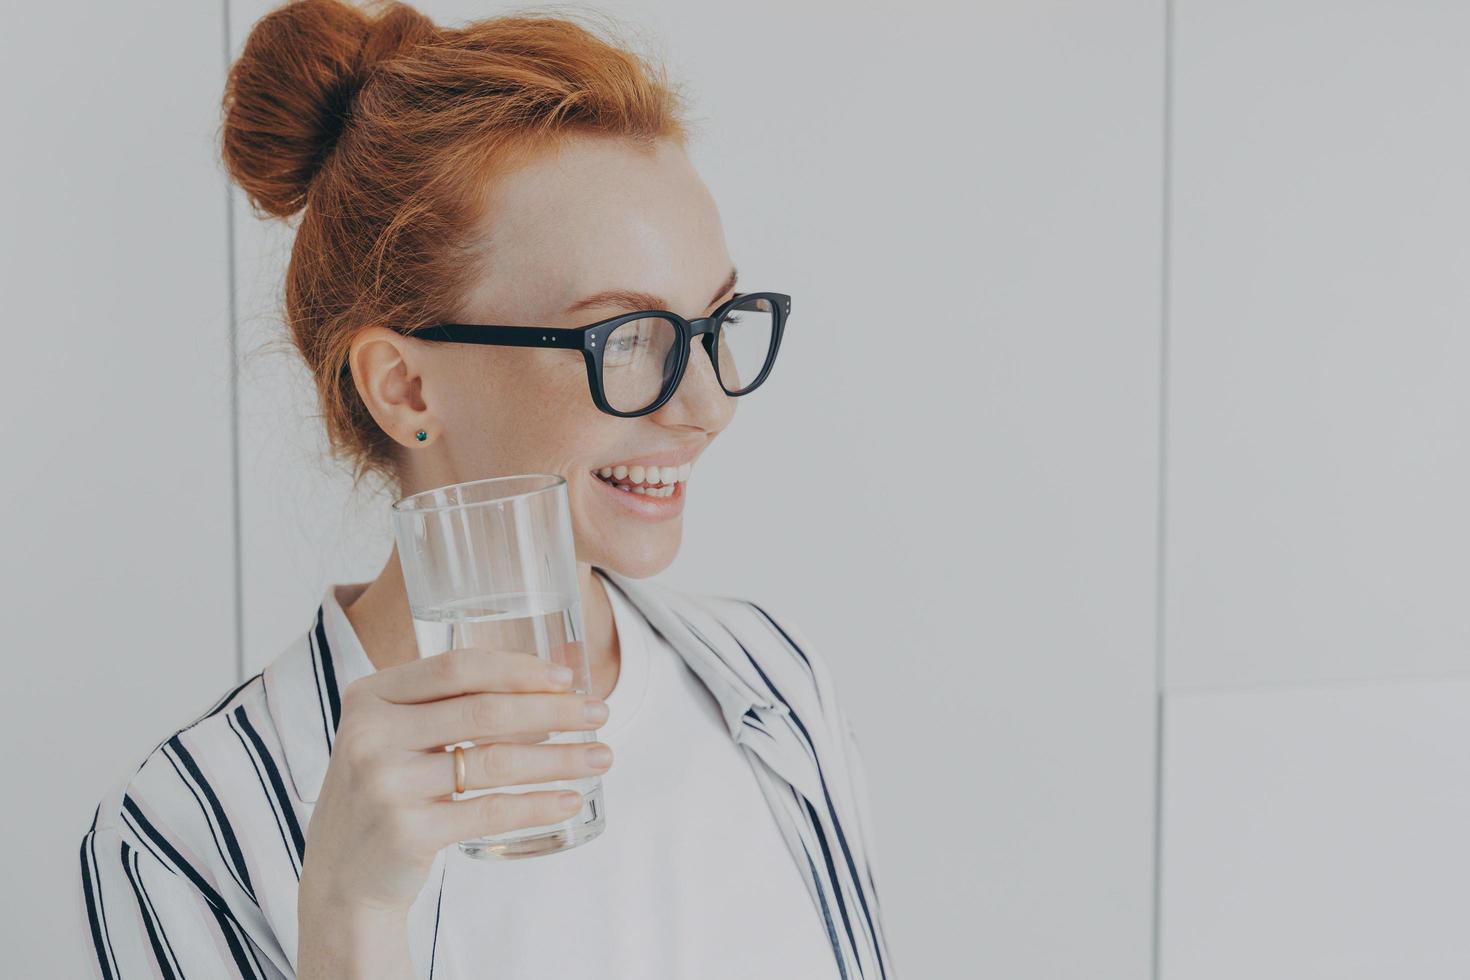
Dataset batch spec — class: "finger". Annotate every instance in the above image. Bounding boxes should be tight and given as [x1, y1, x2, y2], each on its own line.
[409, 741, 614, 800]
[358, 646, 576, 703]
[478, 731, 553, 745]
[432, 788, 586, 846]
[395, 691, 608, 751]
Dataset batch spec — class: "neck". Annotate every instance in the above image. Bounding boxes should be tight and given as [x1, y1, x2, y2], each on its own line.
[343, 547, 620, 696]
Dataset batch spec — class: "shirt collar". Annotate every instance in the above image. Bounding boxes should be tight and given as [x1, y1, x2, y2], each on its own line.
[263, 581, 377, 804]
[264, 566, 790, 805]
[597, 568, 792, 736]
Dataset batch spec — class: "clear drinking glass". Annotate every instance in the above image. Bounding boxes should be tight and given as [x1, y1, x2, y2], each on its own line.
[390, 474, 605, 860]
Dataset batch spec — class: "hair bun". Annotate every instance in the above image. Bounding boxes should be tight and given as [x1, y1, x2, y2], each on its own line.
[220, 0, 436, 219]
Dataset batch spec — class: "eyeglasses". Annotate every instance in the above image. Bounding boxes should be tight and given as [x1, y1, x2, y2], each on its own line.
[411, 291, 791, 417]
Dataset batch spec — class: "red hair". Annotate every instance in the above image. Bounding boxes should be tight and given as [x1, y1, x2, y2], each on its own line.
[219, 0, 692, 491]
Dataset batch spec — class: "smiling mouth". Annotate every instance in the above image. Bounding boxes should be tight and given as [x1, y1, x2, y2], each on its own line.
[591, 461, 692, 498]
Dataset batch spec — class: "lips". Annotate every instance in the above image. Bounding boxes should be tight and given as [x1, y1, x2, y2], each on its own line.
[591, 466, 686, 521]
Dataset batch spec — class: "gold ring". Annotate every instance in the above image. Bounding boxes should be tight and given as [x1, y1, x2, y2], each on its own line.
[453, 744, 467, 795]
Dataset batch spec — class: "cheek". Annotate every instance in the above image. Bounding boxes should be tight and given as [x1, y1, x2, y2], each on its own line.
[514, 406, 625, 482]
[454, 357, 602, 455]
[560, 412, 626, 470]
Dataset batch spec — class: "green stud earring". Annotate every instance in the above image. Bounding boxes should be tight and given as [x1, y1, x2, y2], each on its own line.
[415, 430, 428, 442]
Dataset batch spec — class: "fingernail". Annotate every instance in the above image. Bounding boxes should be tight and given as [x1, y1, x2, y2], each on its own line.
[585, 745, 612, 768]
[548, 664, 573, 686]
[584, 699, 609, 723]
[558, 791, 582, 809]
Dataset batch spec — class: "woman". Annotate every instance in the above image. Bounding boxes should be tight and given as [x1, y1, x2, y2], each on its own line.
[74, 2, 891, 977]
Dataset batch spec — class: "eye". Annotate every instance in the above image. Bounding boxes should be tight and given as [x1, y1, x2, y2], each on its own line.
[604, 317, 666, 366]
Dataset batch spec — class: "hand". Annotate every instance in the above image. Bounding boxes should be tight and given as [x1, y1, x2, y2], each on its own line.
[298, 647, 613, 918]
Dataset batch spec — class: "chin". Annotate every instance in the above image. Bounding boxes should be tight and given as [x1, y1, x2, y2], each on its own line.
[581, 527, 681, 579]
[571, 471, 688, 578]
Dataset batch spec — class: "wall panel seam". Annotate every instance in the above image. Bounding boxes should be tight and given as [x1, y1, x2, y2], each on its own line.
[1151, 0, 1176, 978]
[223, 0, 243, 685]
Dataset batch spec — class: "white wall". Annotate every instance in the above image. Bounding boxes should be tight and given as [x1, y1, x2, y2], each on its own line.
[1160, 677, 1470, 979]
[0, 3, 236, 977]
[5, 1, 1465, 978]
[1158, 2, 1470, 976]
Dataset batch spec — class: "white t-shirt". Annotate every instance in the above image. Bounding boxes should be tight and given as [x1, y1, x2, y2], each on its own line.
[432, 577, 840, 978]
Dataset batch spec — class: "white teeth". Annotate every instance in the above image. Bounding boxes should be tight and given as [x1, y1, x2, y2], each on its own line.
[606, 479, 676, 497]
[594, 459, 694, 493]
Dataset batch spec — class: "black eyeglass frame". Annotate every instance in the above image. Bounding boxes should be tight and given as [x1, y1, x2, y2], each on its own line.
[410, 291, 791, 418]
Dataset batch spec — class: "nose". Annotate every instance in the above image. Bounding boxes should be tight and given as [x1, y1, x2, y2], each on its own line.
[652, 332, 735, 429]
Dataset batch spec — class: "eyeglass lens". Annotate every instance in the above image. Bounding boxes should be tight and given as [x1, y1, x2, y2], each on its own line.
[600, 296, 777, 413]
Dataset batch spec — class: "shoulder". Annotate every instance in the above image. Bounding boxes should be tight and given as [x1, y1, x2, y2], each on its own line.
[681, 587, 851, 732]
[697, 590, 826, 670]
[82, 670, 275, 883]
[76, 673, 296, 977]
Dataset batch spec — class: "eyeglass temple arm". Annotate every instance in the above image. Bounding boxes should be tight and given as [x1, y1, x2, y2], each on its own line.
[413, 323, 586, 349]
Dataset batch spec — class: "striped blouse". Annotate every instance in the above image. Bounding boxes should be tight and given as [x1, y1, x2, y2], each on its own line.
[74, 566, 895, 979]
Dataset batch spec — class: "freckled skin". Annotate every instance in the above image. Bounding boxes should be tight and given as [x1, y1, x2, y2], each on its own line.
[344, 135, 740, 692]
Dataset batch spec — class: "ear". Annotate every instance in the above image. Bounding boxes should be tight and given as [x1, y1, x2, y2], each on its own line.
[348, 325, 434, 446]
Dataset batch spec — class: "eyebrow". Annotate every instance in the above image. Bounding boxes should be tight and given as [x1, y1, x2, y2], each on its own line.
[562, 267, 739, 317]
